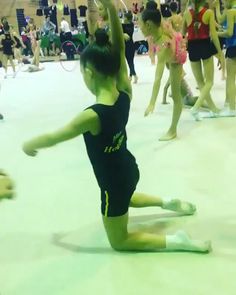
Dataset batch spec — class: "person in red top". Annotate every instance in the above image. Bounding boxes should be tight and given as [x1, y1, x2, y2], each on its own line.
[183, 0, 224, 120]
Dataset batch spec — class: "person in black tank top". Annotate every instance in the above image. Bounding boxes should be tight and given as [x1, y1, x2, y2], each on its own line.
[122, 11, 138, 83]
[83, 91, 139, 216]
[1, 23, 16, 78]
[23, 0, 211, 253]
[0, 21, 6, 71]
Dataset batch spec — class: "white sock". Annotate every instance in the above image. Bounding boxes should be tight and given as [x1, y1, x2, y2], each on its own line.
[224, 102, 229, 108]
[220, 110, 236, 117]
[166, 230, 211, 252]
[201, 111, 220, 119]
[190, 108, 202, 121]
[161, 199, 196, 215]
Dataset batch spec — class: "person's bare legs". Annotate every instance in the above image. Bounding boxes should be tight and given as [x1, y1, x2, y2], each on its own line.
[102, 212, 210, 252]
[14, 48, 22, 64]
[9, 56, 16, 77]
[222, 57, 236, 116]
[130, 192, 196, 215]
[130, 192, 163, 207]
[163, 74, 199, 107]
[29, 41, 43, 72]
[159, 63, 182, 141]
[3, 55, 8, 78]
[0, 51, 6, 71]
[103, 212, 166, 251]
[32, 41, 41, 67]
[162, 76, 170, 104]
[190, 57, 219, 120]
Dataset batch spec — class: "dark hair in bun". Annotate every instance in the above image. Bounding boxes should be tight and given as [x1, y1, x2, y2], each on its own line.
[146, 0, 158, 10]
[124, 10, 133, 22]
[3, 22, 10, 32]
[142, 8, 161, 26]
[95, 28, 109, 46]
[169, 1, 178, 13]
[80, 28, 120, 76]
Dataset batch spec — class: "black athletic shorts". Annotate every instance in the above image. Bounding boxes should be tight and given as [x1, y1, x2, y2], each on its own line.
[100, 167, 140, 217]
[226, 46, 236, 58]
[187, 38, 217, 62]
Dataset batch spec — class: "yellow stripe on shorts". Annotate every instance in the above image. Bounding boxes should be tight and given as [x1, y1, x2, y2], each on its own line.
[105, 191, 109, 217]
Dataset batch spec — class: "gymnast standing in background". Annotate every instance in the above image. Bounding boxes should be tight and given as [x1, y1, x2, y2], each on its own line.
[122, 10, 138, 83]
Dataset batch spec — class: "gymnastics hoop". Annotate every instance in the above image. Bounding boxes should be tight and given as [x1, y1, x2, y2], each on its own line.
[59, 40, 80, 72]
[120, 0, 128, 12]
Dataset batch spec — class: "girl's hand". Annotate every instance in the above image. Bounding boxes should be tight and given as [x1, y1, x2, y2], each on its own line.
[216, 52, 225, 72]
[0, 171, 15, 200]
[22, 142, 38, 157]
[124, 33, 130, 41]
[144, 104, 155, 117]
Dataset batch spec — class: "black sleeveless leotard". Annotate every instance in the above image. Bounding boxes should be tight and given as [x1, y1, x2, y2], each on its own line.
[83, 91, 139, 217]
[2, 33, 14, 56]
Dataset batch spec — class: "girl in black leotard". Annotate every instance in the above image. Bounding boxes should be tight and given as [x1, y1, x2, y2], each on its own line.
[122, 11, 138, 83]
[1, 24, 16, 78]
[0, 17, 8, 71]
[23, 0, 210, 253]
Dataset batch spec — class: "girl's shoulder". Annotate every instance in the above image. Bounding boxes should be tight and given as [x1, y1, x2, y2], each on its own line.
[202, 7, 212, 20]
[228, 7, 236, 15]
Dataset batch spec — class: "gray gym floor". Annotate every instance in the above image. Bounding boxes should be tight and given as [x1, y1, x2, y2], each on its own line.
[0, 56, 235, 295]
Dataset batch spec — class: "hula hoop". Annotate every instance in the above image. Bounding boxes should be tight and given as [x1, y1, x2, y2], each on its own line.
[59, 40, 79, 72]
[120, 0, 128, 12]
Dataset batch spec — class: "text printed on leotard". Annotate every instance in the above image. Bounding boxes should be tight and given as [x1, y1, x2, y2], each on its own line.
[104, 132, 125, 153]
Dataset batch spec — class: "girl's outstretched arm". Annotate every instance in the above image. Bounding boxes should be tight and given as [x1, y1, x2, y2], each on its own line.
[144, 49, 168, 116]
[23, 109, 100, 156]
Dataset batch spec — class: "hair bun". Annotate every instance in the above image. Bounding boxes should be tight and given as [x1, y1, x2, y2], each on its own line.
[95, 28, 109, 46]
